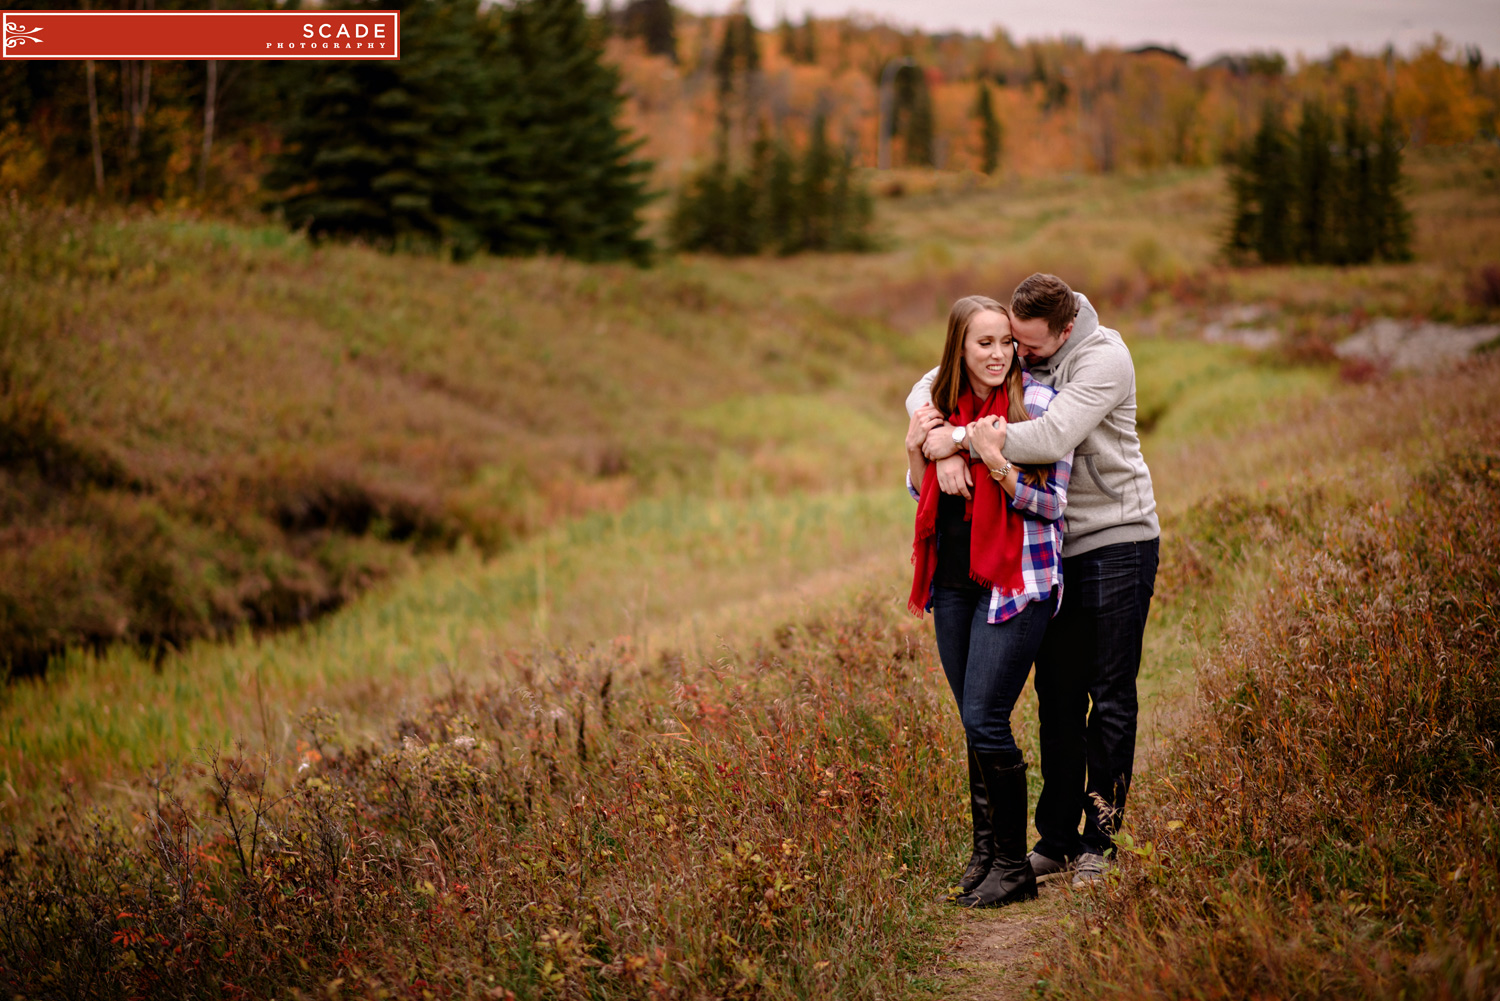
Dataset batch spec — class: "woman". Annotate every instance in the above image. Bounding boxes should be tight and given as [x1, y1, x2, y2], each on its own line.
[905, 295, 1072, 908]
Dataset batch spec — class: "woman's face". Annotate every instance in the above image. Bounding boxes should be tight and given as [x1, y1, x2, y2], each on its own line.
[962, 310, 1014, 397]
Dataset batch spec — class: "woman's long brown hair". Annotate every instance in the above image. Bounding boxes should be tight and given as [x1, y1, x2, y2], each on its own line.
[929, 295, 1042, 484]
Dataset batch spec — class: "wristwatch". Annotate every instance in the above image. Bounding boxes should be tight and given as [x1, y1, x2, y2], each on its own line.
[951, 426, 968, 449]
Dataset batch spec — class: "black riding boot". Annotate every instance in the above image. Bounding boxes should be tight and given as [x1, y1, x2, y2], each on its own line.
[956, 754, 1037, 908]
[954, 738, 995, 896]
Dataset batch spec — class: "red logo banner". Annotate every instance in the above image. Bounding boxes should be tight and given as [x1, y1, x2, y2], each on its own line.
[1, 10, 400, 59]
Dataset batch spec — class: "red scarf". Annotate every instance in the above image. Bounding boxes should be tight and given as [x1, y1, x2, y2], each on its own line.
[908, 386, 1026, 615]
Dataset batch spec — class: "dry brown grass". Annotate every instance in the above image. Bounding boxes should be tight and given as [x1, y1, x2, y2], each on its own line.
[2, 596, 964, 1000]
[1037, 356, 1500, 999]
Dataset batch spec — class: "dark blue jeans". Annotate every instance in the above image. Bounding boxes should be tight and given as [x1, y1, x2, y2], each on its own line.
[1032, 538, 1159, 860]
[932, 585, 1057, 764]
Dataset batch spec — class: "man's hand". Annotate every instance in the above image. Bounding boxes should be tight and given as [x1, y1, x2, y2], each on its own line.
[923, 424, 961, 461]
[906, 404, 944, 455]
[970, 416, 1008, 468]
[935, 454, 973, 499]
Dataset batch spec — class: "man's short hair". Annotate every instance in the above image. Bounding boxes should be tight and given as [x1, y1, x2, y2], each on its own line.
[1011, 274, 1078, 335]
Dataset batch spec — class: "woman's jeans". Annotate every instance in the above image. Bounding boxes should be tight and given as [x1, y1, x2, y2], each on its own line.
[932, 584, 1056, 765]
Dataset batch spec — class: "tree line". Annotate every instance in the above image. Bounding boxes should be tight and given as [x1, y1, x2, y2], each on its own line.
[669, 117, 872, 254]
[668, 8, 873, 255]
[1227, 94, 1412, 265]
[1, 0, 653, 262]
[268, 0, 650, 261]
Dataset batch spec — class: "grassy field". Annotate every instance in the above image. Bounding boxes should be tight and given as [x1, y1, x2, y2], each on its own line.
[2, 147, 1499, 998]
[7, 147, 1498, 677]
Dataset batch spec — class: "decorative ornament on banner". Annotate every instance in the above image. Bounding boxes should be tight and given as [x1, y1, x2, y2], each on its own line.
[0, 10, 400, 59]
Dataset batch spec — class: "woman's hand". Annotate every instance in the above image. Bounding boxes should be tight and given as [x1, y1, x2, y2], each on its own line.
[906, 404, 944, 455]
[969, 416, 1007, 467]
[935, 454, 973, 499]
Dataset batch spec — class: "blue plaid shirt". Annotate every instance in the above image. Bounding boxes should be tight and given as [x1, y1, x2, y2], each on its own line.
[907, 373, 1072, 623]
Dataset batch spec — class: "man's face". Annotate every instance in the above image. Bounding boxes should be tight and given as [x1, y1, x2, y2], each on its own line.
[1010, 315, 1073, 366]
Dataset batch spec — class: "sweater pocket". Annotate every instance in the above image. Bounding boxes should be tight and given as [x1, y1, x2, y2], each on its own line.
[1078, 453, 1124, 501]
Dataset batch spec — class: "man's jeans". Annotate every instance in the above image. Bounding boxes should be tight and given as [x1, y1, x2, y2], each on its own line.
[932, 584, 1056, 764]
[1032, 538, 1159, 860]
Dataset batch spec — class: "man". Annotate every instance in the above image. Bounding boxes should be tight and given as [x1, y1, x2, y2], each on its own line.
[907, 273, 1159, 888]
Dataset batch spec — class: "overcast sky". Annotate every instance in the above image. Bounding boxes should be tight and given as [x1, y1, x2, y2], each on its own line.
[668, 0, 1499, 64]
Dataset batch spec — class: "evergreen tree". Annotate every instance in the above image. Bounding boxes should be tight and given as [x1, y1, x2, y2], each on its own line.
[777, 15, 797, 62]
[485, 0, 654, 261]
[1226, 95, 1411, 266]
[713, 8, 760, 142]
[1227, 101, 1295, 263]
[974, 80, 1003, 174]
[763, 137, 798, 250]
[266, 0, 653, 262]
[1371, 95, 1414, 261]
[266, 0, 491, 255]
[827, 133, 874, 251]
[621, 0, 676, 62]
[799, 14, 818, 65]
[893, 64, 934, 167]
[715, 10, 760, 94]
[1294, 99, 1335, 264]
[795, 113, 835, 251]
[669, 119, 872, 256]
[668, 160, 730, 251]
[1337, 89, 1377, 264]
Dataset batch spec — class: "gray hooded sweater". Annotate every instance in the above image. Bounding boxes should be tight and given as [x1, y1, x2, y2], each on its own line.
[906, 293, 1159, 557]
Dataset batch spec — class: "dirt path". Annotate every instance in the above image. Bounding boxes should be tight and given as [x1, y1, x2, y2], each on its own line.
[926, 639, 1199, 999]
[935, 890, 1071, 999]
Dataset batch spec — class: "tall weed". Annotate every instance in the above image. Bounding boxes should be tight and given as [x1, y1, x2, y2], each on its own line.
[1, 597, 962, 999]
[1042, 440, 1500, 996]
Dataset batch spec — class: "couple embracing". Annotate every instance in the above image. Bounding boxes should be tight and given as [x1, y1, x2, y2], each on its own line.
[904, 274, 1160, 907]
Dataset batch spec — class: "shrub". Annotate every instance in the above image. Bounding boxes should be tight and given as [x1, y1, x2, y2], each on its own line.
[0, 597, 961, 999]
[1043, 446, 1500, 998]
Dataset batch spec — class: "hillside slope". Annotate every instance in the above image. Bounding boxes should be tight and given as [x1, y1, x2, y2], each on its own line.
[3, 148, 1495, 678]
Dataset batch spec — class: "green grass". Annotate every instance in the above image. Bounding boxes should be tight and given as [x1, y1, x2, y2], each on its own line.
[0, 487, 911, 797]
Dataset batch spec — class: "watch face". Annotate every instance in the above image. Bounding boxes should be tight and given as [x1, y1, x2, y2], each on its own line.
[952, 426, 966, 443]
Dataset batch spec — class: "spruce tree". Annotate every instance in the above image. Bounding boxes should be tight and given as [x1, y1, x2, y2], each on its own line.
[668, 160, 730, 252]
[894, 65, 934, 167]
[799, 14, 818, 65]
[1337, 90, 1376, 265]
[777, 15, 797, 62]
[266, 0, 490, 254]
[764, 137, 799, 251]
[485, 0, 654, 262]
[975, 80, 1002, 174]
[1227, 101, 1295, 263]
[1294, 100, 1335, 263]
[827, 134, 873, 251]
[267, 0, 653, 262]
[621, 0, 676, 61]
[1372, 95, 1413, 261]
[1226, 94, 1411, 266]
[796, 114, 835, 251]
[669, 119, 871, 256]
